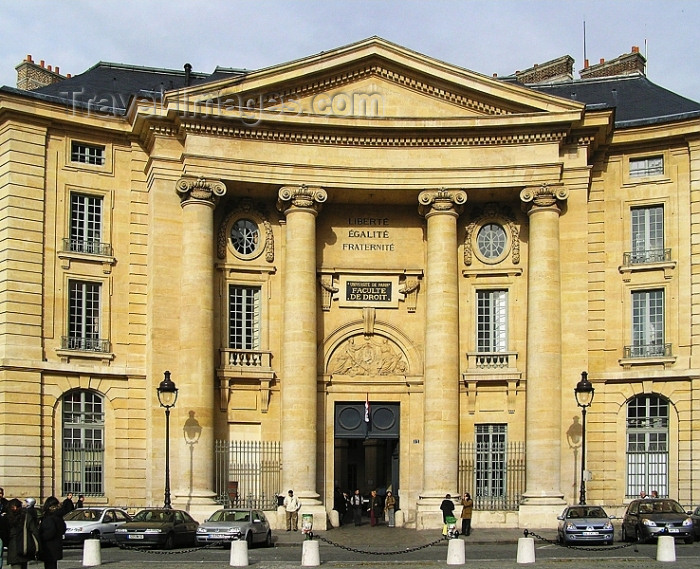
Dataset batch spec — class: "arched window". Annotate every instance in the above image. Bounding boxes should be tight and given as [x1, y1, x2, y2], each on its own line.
[626, 394, 668, 498]
[63, 390, 105, 496]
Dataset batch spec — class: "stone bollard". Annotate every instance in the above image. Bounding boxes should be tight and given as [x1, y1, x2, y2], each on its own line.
[656, 535, 676, 562]
[447, 538, 466, 565]
[516, 536, 535, 564]
[82, 538, 101, 567]
[301, 539, 320, 566]
[230, 539, 249, 567]
[329, 509, 340, 528]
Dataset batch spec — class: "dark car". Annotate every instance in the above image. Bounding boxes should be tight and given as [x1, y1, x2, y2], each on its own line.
[621, 499, 694, 544]
[114, 508, 199, 549]
[556, 505, 614, 545]
[64, 507, 132, 545]
[689, 506, 700, 541]
[196, 508, 272, 547]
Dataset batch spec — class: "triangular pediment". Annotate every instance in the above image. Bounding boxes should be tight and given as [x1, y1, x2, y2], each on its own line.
[158, 37, 585, 125]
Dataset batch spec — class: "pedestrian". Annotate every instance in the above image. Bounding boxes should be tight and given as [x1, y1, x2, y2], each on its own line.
[5, 497, 39, 569]
[283, 490, 301, 531]
[384, 490, 396, 527]
[368, 490, 382, 526]
[23, 499, 37, 523]
[440, 494, 455, 523]
[333, 487, 346, 525]
[38, 497, 66, 569]
[350, 489, 363, 526]
[639, 490, 647, 499]
[61, 493, 74, 516]
[460, 492, 473, 536]
[650, 490, 659, 498]
[76, 495, 85, 509]
[0, 487, 9, 569]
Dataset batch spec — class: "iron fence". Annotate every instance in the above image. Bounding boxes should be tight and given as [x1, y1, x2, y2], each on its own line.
[214, 440, 281, 510]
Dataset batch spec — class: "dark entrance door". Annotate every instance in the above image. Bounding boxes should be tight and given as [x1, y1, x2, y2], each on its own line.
[334, 402, 399, 503]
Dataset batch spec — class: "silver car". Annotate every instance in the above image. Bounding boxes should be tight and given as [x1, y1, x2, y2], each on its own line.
[64, 507, 132, 544]
[196, 508, 272, 547]
[557, 505, 614, 546]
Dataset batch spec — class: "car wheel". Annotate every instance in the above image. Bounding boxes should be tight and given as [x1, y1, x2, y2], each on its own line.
[621, 525, 628, 542]
[164, 533, 175, 550]
[90, 530, 100, 541]
[246, 532, 253, 549]
[264, 532, 272, 548]
[635, 527, 647, 544]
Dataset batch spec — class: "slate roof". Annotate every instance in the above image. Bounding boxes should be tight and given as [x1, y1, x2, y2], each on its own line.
[2, 60, 699, 128]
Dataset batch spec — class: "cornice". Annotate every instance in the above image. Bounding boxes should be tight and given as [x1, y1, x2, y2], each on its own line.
[179, 120, 569, 148]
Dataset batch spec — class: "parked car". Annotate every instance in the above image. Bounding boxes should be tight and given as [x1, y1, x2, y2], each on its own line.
[621, 499, 694, 544]
[196, 508, 272, 547]
[689, 505, 700, 541]
[556, 505, 614, 545]
[114, 508, 199, 549]
[64, 507, 132, 545]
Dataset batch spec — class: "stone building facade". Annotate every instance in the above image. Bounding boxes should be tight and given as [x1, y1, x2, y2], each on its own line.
[1, 38, 699, 529]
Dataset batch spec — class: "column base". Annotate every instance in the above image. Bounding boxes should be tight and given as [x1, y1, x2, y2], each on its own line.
[518, 494, 566, 529]
[172, 490, 218, 522]
[415, 494, 454, 531]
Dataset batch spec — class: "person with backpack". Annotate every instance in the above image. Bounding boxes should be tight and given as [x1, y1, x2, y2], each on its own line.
[38, 497, 66, 569]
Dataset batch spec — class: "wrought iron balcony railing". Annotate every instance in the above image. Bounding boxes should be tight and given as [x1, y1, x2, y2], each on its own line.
[622, 248, 671, 266]
[61, 336, 111, 353]
[623, 343, 672, 359]
[62, 238, 112, 257]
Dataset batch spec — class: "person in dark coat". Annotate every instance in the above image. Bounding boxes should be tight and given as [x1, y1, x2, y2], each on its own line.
[6, 497, 39, 569]
[439, 494, 455, 523]
[38, 497, 66, 569]
[60, 493, 74, 516]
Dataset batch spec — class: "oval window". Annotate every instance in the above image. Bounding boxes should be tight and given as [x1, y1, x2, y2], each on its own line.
[230, 219, 259, 256]
[476, 223, 507, 260]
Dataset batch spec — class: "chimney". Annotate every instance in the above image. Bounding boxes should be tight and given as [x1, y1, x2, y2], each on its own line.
[184, 63, 192, 87]
[15, 54, 67, 90]
[514, 55, 575, 84]
[579, 47, 646, 79]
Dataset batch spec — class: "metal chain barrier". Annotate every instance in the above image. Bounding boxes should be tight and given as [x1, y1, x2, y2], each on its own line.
[314, 533, 446, 556]
[523, 529, 640, 552]
[116, 541, 222, 554]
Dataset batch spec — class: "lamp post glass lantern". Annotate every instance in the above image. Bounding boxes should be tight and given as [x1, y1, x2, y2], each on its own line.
[157, 371, 178, 509]
[574, 371, 594, 505]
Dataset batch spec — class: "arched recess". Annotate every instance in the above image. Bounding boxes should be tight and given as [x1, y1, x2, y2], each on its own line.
[321, 320, 423, 379]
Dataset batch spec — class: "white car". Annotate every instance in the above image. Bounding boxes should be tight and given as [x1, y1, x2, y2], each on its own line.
[196, 508, 272, 547]
[64, 507, 132, 545]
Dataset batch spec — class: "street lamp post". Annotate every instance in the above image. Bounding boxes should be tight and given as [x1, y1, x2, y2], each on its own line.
[157, 371, 178, 509]
[574, 371, 594, 505]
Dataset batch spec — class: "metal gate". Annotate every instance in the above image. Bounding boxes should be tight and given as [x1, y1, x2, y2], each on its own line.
[214, 440, 281, 510]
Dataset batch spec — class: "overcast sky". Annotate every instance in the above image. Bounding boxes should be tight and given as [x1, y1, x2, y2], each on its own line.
[1, 0, 699, 102]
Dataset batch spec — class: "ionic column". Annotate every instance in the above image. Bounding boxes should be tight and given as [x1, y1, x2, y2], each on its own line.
[174, 176, 226, 507]
[416, 189, 466, 528]
[277, 185, 327, 504]
[519, 184, 568, 514]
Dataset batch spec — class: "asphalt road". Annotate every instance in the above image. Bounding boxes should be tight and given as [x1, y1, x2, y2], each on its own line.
[53, 536, 700, 569]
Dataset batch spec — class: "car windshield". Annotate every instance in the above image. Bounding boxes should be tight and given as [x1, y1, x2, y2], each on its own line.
[133, 510, 174, 523]
[566, 507, 606, 519]
[64, 509, 102, 521]
[650, 500, 685, 514]
[209, 510, 250, 523]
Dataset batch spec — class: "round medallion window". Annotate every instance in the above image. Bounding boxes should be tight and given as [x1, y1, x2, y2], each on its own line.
[230, 219, 259, 256]
[476, 223, 507, 260]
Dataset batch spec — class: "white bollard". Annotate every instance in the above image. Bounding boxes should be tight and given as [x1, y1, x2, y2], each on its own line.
[82, 538, 101, 567]
[301, 540, 320, 567]
[516, 536, 536, 564]
[329, 509, 340, 528]
[229, 539, 249, 567]
[447, 538, 466, 565]
[656, 535, 676, 562]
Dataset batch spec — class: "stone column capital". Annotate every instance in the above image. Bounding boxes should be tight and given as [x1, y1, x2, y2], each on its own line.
[520, 183, 569, 213]
[277, 184, 327, 216]
[418, 188, 467, 218]
[176, 176, 226, 207]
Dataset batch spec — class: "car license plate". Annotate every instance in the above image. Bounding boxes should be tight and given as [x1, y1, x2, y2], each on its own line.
[128, 535, 144, 540]
[583, 531, 598, 535]
[668, 528, 678, 533]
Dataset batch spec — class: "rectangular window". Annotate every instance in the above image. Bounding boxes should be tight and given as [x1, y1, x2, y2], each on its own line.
[475, 424, 507, 500]
[67, 280, 102, 350]
[71, 142, 105, 166]
[476, 290, 507, 352]
[63, 391, 105, 496]
[629, 155, 663, 177]
[631, 289, 664, 357]
[631, 206, 664, 264]
[228, 285, 261, 350]
[626, 395, 668, 498]
[69, 193, 103, 254]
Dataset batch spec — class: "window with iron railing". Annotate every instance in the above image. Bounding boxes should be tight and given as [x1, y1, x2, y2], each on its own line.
[629, 289, 665, 358]
[626, 394, 668, 498]
[626, 205, 665, 265]
[66, 280, 109, 352]
[63, 390, 105, 496]
[65, 193, 111, 256]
